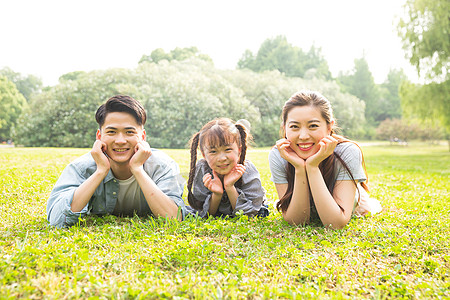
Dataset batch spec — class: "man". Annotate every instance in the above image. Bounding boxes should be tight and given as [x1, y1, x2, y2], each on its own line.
[47, 95, 185, 227]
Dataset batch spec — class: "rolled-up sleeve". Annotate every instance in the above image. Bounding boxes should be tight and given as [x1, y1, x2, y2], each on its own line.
[148, 152, 186, 219]
[233, 161, 266, 216]
[46, 163, 90, 228]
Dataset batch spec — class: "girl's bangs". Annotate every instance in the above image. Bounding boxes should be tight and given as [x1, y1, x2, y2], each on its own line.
[201, 125, 236, 150]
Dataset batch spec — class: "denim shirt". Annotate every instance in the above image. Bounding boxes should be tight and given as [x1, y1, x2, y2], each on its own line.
[47, 149, 186, 228]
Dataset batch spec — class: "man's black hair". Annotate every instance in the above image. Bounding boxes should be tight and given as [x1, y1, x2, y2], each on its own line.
[95, 95, 146, 128]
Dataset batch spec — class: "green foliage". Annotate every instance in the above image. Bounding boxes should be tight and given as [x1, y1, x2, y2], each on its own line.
[0, 145, 449, 298]
[237, 36, 331, 79]
[397, 0, 449, 79]
[135, 59, 259, 148]
[376, 118, 420, 142]
[397, 0, 449, 138]
[220, 69, 292, 146]
[14, 68, 133, 147]
[222, 69, 366, 144]
[378, 69, 407, 120]
[0, 76, 28, 141]
[376, 118, 446, 143]
[338, 57, 382, 126]
[337, 61, 413, 139]
[400, 79, 450, 133]
[14, 59, 366, 148]
[0, 67, 43, 102]
[58, 71, 87, 82]
[139, 46, 213, 64]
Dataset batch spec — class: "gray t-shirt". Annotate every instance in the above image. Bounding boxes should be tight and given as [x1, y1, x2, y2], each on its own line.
[186, 159, 267, 218]
[269, 142, 367, 186]
[269, 142, 367, 219]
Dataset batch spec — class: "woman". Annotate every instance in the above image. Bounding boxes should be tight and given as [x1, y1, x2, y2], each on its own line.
[269, 90, 381, 229]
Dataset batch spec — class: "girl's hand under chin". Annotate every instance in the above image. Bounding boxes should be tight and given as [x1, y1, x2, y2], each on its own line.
[306, 135, 338, 167]
[276, 138, 306, 169]
[223, 164, 246, 188]
[203, 170, 223, 195]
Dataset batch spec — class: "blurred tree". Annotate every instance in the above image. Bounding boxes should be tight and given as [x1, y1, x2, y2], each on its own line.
[397, 0, 449, 145]
[14, 59, 259, 148]
[223, 70, 366, 144]
[399, 80, 450, 134]
[236, 49, 256, 70]
[14, 58, 366, 148]
[59, 71, 86, 82]
[303, 45, 332, 80]
[237, 36, 331, 79]
[376, 118, 420, 142]
[135, 59, 259, 148]
[15, 68, 133, 147]
[338, 57, 381, 126]
[377, 68, 407, 121]
[397, 0, 449, 80]
[416, 120, 446, 143]
[0, 67, 42, 102]
[376, 118, 445, 143]
[305, 78, 367, 138]
[0, 76, 27, 140]
[222, 69, 294, 146]
[139, 47, 213, 64]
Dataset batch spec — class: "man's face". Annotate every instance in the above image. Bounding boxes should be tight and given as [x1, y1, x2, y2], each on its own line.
[96, 112, 146, 165]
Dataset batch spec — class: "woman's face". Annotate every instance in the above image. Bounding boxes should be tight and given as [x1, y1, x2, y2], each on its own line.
[284, 105, 333, 160]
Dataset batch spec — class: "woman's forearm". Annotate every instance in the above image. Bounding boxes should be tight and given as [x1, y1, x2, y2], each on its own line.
[306, 165, 349, 229]
[283, 168, 311, 225]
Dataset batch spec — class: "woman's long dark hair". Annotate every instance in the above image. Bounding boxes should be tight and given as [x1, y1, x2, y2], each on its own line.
[187, 118, 249, 210]
[276, 91, 369, 213]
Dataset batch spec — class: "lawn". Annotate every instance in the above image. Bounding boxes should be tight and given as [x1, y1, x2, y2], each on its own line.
[0, 143, 449, 299]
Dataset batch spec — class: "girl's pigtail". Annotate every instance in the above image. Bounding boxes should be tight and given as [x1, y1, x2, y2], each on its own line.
[235, 123, 249, 189]
[235, 123, 247, 165]
[187, 132, 202, 210]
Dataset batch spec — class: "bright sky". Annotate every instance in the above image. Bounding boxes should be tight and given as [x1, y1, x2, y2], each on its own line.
[0, 0, 419, 86]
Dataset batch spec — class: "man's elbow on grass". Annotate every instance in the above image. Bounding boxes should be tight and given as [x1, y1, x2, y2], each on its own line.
[47, 194, 86, 228]
[47, 209, 80, 228]
[156, 205, 184, 221]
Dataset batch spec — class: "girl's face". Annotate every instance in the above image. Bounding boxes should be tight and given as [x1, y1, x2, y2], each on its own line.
[284, 105, 333, 160]
[202, 141, 241, 176]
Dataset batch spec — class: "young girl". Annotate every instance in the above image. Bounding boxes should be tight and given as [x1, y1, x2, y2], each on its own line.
[186, 118, 268, 218]
[269, 90, 381, 229]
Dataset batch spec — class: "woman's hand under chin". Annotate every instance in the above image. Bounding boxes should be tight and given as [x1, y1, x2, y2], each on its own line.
[306, 135, 338, 168]
[276, 138, 306, 169]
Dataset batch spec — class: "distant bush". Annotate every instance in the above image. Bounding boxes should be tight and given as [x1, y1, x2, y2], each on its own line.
[376, 118, 445, 143]
[14, 59, 367, 148]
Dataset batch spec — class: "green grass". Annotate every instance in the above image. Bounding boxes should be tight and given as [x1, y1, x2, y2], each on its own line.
[0, 144, 449, 299]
